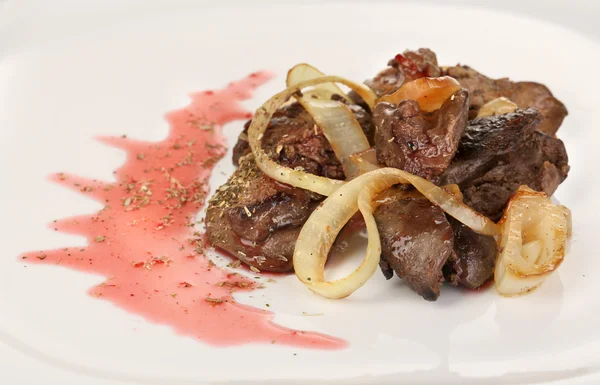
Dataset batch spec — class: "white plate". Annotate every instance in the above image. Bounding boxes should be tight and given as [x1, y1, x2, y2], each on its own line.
[1, 1, 599, 384]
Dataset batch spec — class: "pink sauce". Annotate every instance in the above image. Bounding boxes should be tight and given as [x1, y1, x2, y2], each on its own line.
[20, 72, 346, 349]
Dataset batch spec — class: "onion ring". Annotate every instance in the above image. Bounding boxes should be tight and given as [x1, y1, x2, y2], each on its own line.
[377, 76, 461, 112]
[286, 63, 353, 103]
[347, 148, 380, 177]
[302, 98, 371, 178]
[287, 64, 372, 179]
[248, 75, 376, 196]
[494, 186, 572, 296]
[476, 97, 518, 118]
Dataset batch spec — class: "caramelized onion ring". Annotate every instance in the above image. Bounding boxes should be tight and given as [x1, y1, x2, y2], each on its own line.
[248, 76, 376, 196]
[377, 76, 461, 112]
[477, 97, 518, 118]
[494, 186, 572, 296]
[286, 63, 352, 103]
[294, 168, 499, 299]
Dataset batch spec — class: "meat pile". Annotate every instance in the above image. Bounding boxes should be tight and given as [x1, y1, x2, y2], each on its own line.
[206, 101, 373, 272]
[206, 48, 569, 300]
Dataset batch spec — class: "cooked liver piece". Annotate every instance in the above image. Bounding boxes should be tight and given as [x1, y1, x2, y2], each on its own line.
[206, 155, 316, 272]
[374, 89, 469, 181]
[444, 218, 497, 289]
[443, 65, 568, 135]
[440, 108, 569, 221]
[374, 192, 454, 301]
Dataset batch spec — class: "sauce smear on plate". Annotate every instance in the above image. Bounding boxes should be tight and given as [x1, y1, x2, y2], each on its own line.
[21, 72, 345, 349]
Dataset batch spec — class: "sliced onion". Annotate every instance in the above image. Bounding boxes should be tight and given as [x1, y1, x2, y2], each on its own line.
[494, 186, 572, 296]
[248, 75, 377, 196]
[293, 172, 381, 299]
[294, 167, 499, 299]
[377, 76, 462, 112]
[347, 148, 380, 177]
[396, 170, 499, 236]
[302, 98, 371, 179]
[286, 64, 372, 179]
[374, 183, 463, 210]
[521, 240, 543, 264]
[477, 97, 518, 118]
[286, 63, 352, 103]
[441, 184, 464, 201]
